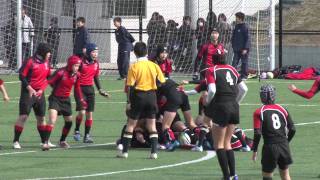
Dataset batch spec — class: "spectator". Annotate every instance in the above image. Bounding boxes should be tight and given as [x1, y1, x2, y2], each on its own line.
[73, 17, 90, 57]
[153, 15, 167, 53]
[206, 11, 217, 32]
[21, 7, 34, 61]
[195, 18, 208, 51]
[44, 17, 61, 68]
[4, 15, 17, 70]
[113, 17, 135, 80]
[147, 12, 160, 54]
[231, 12, 250, 80]
[165, 19, 179, 56]
[216, 13, 232, 45]
[177, 16, 194, 71]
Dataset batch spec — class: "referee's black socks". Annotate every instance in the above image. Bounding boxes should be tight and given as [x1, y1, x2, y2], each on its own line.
[149, 132, 158, 154]
[226, 149, 236, 176]
[122, 132, 133, 153]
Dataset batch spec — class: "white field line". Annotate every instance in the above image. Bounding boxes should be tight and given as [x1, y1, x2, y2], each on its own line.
[243, 121, 320, 132]
[23, 151, 216, 180]
[0, 143, 114, 156]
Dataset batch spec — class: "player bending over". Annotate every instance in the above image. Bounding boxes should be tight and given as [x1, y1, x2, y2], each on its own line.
[252, 84, 295, 180]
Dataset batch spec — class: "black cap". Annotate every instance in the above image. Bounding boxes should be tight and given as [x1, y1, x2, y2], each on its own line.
[36, 43, 51, 60]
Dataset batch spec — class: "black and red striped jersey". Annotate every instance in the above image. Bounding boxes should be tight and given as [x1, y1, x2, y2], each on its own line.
[253, 104, 294, 144]
[205, 64, 241, 100]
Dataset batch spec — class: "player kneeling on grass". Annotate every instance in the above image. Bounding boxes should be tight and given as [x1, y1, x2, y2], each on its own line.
[252, 84, 296, 180]
[13, 43, 51, 149]
[117, 42, 165, 159]
[73, 43, 109, 143]
[205, 54, 248, 180]
[42, 55, 87, 150]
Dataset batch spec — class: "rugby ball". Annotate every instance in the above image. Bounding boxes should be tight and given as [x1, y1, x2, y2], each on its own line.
[179, 132, 191, 145]
[266, 72, 274, 79]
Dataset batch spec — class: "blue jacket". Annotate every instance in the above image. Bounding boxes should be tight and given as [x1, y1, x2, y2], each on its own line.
[115, 26, 135, 51]
[73, 26, 90, 55]
[231, 23, 250, 52]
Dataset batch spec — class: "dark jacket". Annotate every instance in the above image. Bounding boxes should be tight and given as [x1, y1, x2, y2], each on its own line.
[115, 26, 135, 51]
[73, 26, 90, 55]
[231, 23, 250, 52]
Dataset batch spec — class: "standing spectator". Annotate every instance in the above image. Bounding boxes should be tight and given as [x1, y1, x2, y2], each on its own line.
[206, 11, 217, 32]
[153, 15, 167, 53]
[12, 43, 51, 149]
[216, 13, 232, 46]
[195, 18, 208, 51]
[4, 15, 17, 70]
[44, 17, 61, 68]
[231, 12, 250, 80]
[113, 17, 135, 80]
[21, 7, 34, 61]
[177, 16, 194, 71]
[165, 19, 179, 57]
[73, 17, 90, 57]
[147, 12, 160, 54]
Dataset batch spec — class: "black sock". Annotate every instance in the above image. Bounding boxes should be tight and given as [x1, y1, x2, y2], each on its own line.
[226, 149, 236, 176]
[84, 119, 93, 136]
[60, 121, 72, 142]
[122, 132, 133, 153]
[263, 177, 272, 180]
[198, 126, 209, 147]
[74, 115, 82, 132]
[120, 125, 127, 144]
[13, 125, 23, 142]
[149, 132, 158, 154]
[216, 149, 230, 179]
[37, 125, 46, 143]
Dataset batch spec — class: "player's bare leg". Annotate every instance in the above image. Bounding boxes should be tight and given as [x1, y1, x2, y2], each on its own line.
[212, 120, 230, 180]
[279, 168, 291, 180]
[146, 118, 158, 159]
[183, 110, 197, 130]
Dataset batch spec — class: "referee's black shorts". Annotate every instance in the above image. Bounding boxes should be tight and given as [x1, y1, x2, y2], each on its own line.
[75, 85, 95, 112]
[204, 98, 239, 127]
[19, 88, 46, 117]
[48, 95, 72, 116]
[261, 142, 293, 173]
[127, 90, 157, 120]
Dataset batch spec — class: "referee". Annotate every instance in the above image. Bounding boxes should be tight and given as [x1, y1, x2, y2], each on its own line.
[117, 42, 165, 159]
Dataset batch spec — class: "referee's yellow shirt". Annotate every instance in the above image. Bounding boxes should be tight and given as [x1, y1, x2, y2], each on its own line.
[126, 57, 165, 91]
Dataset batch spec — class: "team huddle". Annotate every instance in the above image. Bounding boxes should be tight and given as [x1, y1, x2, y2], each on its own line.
[2, 14, 320, 180]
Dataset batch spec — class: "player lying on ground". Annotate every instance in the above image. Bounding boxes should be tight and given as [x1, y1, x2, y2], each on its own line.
[252, 84, 296, 180]
[13, 43, 52, 149]
[73, 43, 109, 143]
[42, 55, 86, 150]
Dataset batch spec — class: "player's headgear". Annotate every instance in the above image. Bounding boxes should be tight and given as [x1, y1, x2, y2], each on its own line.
[67, 55, 81, 72]
[35, 43, 51, 61]
[260, 84, 276, 104]
[156, 45, 167, 58]
[86, 43, 98, 62]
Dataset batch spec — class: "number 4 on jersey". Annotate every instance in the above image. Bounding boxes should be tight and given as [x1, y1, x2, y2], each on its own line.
[226, 71, 234, 85]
